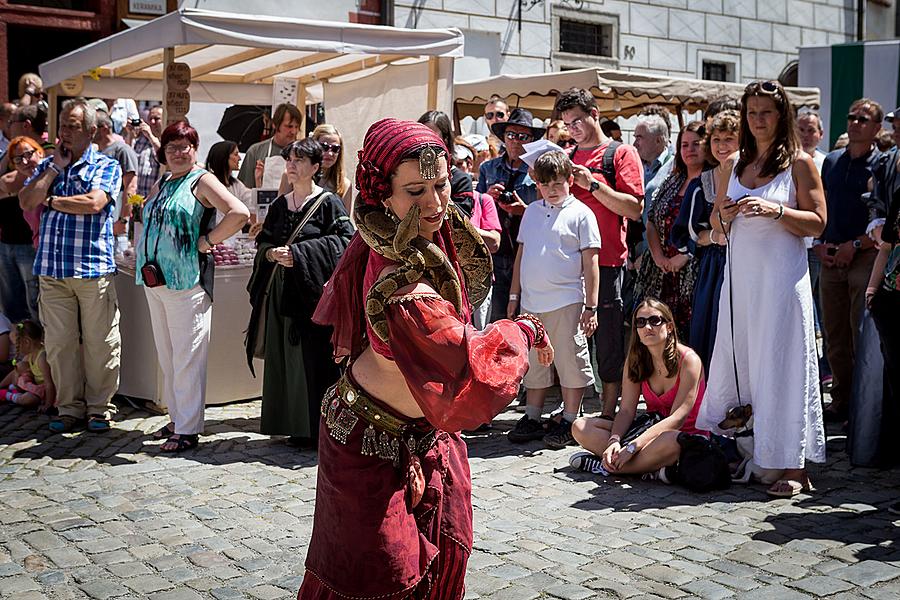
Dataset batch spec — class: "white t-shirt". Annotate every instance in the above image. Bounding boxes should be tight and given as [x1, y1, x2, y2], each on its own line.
[0, 313, 13, 360]
[517, 194, 602, 313]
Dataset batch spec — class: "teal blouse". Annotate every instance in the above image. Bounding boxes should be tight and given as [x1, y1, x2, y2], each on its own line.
[136, 169, 207, 290]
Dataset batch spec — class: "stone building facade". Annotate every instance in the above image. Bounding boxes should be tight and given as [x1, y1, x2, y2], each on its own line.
[393, 0, 894, 83]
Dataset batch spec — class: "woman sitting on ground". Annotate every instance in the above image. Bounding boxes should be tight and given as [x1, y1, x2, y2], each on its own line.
[570, 298, 707, 478]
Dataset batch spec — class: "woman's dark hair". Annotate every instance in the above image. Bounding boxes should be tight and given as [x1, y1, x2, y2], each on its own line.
[736, 80, 800, 179]
[418, 110, 455, 155]
[281, 137, 323, 169]
[204, 140, 238, 187]
[627, 298, 679, 383]
[672, 121, 713, 178]
[15, 319, 43, 344]
[706, 96, 741, 120]
[156, 121, 199, 165]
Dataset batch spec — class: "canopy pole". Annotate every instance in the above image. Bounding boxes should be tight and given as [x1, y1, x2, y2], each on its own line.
[48, 86, 58, 143]
[298, 83, 307, 139]
[427, 57, 439, 111]
[162, 47, 174, 124]
[676, 104, 685, 129]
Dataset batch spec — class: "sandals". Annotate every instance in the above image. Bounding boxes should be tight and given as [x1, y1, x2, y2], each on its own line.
[161, 434, 199, 453]
[767, 479, 814, 498]
[151, 423, 175, 440]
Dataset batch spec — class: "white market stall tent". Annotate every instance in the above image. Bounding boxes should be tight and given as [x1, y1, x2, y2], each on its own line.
[37, 9, 464, 407]
[455, 67, 821, 125]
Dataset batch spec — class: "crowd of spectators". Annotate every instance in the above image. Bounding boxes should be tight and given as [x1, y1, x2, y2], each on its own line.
[0, 76, 897, 507]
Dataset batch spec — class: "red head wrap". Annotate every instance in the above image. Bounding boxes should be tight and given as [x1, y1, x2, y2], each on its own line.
[314, 119, 460, 360]
[355, 118, 447, 206]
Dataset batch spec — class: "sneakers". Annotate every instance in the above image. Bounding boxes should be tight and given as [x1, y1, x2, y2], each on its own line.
[507, 415, 546, 443]
[543, 419, 577, 449]
[569, 451, 608, 476]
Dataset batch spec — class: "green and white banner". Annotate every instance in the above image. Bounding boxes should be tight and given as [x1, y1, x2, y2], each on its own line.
[799, 41, 900, 149]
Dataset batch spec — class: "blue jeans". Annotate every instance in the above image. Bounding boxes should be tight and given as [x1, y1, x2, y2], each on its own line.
[0, 242, 39, 322]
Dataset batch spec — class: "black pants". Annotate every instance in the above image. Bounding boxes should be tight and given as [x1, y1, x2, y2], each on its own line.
[592, 266, 625, 384]
[489, 253, 515, 324]
[871, 287, 900, 420]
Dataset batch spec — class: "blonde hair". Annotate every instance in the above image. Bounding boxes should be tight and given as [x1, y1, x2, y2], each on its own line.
[17, 73, 42, 99]
[312, 123, 347, 197]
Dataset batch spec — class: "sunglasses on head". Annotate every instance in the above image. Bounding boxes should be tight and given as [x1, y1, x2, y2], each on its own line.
[746, 80, 781, 96]
[320, 142, 341, 153]
[558, 139, 576, 148]
[505, 131, 534, 142]
[485, 111, 505, 120]
[635, 315, 667, 328]
[847, 114, 872, 124]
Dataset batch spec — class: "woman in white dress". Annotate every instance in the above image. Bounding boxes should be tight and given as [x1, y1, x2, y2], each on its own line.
[699, 80, 827, 498]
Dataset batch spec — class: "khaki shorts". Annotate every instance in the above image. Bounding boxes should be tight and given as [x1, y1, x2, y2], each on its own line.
[524, 302, 595, 389]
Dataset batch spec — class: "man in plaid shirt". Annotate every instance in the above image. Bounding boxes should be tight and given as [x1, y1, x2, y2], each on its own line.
[20, 98, 123, 434]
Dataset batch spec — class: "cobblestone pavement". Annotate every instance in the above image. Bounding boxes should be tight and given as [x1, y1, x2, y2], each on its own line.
[1, 396, 898, 600]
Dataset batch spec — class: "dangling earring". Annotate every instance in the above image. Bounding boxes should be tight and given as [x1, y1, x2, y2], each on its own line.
[384, 204, 400, 224]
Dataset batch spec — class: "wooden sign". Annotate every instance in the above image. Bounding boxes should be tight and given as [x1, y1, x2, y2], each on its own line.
[166, 89, 190, 122]
[59, 76, 84, 96]
[166, 62, 191, 91]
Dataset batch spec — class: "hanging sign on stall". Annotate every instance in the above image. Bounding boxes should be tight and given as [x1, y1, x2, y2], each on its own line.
[59, 76, 84, 97]
[166, 62, 191, 90]
[272, 77, 299, 113]
[166, 90, 190, 123]
[128, 0, 167, 16]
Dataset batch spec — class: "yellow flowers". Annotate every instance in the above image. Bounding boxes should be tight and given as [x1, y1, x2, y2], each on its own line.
[127, 194, 144, 206]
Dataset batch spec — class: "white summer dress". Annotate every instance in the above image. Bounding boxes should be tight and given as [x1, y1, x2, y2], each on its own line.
[696, 164, 826, 469]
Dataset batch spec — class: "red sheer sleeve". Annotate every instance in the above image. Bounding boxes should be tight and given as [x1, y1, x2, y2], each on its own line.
[386, 295, 531, 432]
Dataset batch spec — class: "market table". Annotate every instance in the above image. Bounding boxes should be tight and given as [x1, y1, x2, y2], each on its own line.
[114, 259, 263, 408]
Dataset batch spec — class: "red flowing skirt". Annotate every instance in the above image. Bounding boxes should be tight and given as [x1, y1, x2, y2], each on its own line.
[298, 406, 473, 599]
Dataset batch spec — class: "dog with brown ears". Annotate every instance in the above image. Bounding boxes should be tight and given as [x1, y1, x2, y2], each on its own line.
[717, 405, 783, 485]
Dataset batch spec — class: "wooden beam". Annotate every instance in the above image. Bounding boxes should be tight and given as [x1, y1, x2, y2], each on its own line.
[426, 56, 438, 111]
[241, 52, 337, 83]
[48, 86, 58, 142]
[113, 44, 207, 77]
[298, 83, 307, 139]
[297, 54, 408, 85]
[190, 48, 278, 78]
[162, 47, 173, 125]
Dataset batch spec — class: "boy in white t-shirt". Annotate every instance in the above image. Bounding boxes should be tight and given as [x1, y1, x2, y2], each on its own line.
[507, 151, 601, 448]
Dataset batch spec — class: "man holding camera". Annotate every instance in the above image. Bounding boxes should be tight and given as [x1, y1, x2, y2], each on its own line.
[127, 105, 163, 201]
[476, 108, 543, 322]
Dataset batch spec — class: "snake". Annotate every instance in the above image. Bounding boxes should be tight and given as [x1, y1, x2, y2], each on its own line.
[354, 201, 493, 344]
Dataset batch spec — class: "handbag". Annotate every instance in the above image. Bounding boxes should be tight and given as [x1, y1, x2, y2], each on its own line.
[250, 190, 330, 360]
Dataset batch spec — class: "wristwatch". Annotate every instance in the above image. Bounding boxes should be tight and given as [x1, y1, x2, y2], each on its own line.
[584, 305, 597, 312]
[589, 180, 601, 193]
[852, 239, 862, 249]
[46, 195, 55, 209]
[623, 442, 637, 454]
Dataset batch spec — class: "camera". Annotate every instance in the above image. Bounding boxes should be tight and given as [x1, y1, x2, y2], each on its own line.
[498, 190, 515, 204]
[129, 118, 142, 127]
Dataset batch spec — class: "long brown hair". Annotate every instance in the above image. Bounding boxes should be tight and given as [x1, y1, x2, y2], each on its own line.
[672, 121, 714, 178]
[627, 298, 679, 383]
[736, 80, 799, 179]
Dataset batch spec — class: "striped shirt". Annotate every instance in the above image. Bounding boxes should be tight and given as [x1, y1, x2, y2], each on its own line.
[133, 135, 161, 199]
[28, 146, 122, 279]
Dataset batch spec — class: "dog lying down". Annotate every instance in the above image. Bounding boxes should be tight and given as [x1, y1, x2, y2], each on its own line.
[717, 405, 783, 485]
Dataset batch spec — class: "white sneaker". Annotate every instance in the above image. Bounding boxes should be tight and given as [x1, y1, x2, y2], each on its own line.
[569, 451, 608, 476]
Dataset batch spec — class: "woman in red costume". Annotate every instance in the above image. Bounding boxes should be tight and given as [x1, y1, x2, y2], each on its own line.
[298, 119, 554, 599]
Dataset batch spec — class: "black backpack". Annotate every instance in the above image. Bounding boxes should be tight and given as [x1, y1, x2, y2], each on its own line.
[671, 432, 732, 492]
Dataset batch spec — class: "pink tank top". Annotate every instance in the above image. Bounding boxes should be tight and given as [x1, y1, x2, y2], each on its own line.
[640, 351, 708, 436]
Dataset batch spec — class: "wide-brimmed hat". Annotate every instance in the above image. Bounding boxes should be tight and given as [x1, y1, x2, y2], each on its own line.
[491, 108, 546, 140]
[886, 106, 899, 121]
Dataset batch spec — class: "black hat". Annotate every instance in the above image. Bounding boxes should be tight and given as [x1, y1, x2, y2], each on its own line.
[490, 108, 546, 140]
[886, 107, 899, 121]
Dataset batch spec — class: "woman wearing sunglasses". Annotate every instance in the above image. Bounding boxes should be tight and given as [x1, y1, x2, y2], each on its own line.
[569, 298, 706, 479]
[311, 124, 351, 214]
[700, 80, 827, 498]
[0, 136, 44, 322]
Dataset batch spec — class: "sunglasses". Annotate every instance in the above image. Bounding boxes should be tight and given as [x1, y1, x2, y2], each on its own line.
[847, 114, 872, 124]
[320, 142, 341, 154]
[485, 111, 506, 120]
[635, 315, 667, 328]
[746, 80, 781, 96]
[11, 150, 36, 165]
[505, 131, 534, 142]
[558, 139, 576, 148]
